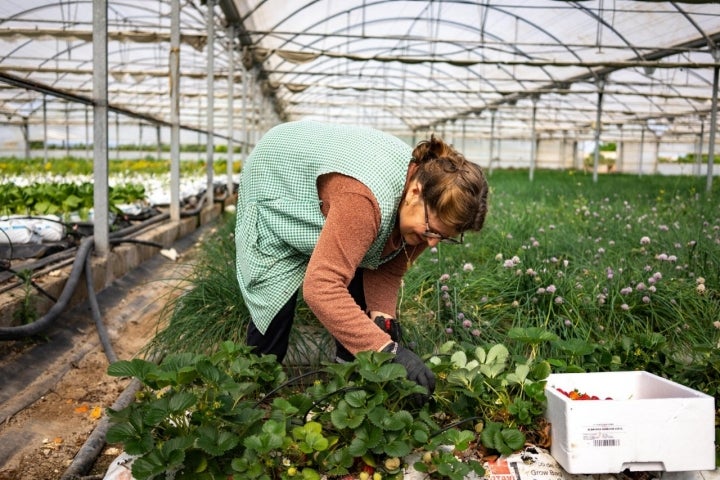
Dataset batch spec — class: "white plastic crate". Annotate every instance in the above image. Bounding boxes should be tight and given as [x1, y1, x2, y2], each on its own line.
[545, 371, 716, 474]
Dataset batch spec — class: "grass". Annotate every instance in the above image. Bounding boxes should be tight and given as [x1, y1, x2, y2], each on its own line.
[147, 168, 720, 460]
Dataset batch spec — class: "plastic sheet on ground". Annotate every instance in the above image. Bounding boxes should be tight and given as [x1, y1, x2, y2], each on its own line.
[106, 445, 712, 480]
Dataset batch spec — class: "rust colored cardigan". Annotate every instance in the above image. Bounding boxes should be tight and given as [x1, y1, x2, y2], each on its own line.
[303, 173, 424, 355]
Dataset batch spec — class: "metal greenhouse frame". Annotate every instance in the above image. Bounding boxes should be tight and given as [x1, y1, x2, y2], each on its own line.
[1, 0, 719, 252]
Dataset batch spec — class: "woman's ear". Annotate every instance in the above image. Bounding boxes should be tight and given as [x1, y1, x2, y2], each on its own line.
[406, 180, 422, 204]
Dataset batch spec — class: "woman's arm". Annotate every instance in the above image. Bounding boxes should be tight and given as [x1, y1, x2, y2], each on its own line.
[303, 174, 394, 354]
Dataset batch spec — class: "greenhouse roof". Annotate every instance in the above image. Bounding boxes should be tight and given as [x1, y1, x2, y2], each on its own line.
[1, 0, 720, 143]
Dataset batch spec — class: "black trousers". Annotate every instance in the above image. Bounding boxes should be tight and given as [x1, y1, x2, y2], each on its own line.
[246, 269, 366, 363]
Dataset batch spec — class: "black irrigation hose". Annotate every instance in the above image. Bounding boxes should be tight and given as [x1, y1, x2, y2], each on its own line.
[110, 238, 164, 249]
[0, 206, 206, 476]
[254, 368, 327, 407]
[0, 237, 95, 340]
[59, 378, 143, 480]
[84, 250, 119, 364]
[428, 415, 484, 439]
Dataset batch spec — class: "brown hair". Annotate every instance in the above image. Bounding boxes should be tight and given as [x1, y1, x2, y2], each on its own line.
[410, 134, 489, 234]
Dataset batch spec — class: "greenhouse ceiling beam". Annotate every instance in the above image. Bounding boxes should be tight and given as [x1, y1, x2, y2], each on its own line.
[0, 66, 243, 81]
[251, 47, 720, 69]
[267, 68, 710, 90]
[0, 28, 207, 51]
[0, 71, 234, 141]
[275, 82, 712, 103]
[418, 31, 720, 130]
[244, 29, 709, 55]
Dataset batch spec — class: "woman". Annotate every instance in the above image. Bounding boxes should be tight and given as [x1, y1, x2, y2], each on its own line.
[235, 120, 488, 394]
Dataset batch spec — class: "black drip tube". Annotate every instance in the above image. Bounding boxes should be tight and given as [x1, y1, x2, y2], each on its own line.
[59, 378, 142, 480]
[0, 237, 95, 340]
[0, 196, 228, 478]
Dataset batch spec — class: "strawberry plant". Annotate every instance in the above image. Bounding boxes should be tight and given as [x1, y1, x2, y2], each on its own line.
[105, 339, 554, 480]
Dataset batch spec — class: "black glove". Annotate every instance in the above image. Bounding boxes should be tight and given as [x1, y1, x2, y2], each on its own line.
[374, 316, 403, 344]
[382, 342, 435, 395]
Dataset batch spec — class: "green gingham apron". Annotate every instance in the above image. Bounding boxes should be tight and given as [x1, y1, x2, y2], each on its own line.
[235, 120, 413, 334]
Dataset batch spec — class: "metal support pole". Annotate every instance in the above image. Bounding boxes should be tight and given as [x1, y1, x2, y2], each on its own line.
[617, 125, 623, 173]
[22, 119, 30, 159]
[85, 106, 90, 160]
[706, 61, 718, 193]
[65, 104, 70, 157]
[92, 0, 110, 255]
[156, 124, 162, 161]
[488, 109, 496, 174]
[43, 95, 48, 164]
[639, 126, 645, 177]
[115, 111, 120, 160]
[530, 96, 538, 182]
[205, 0, 215, 206]
[169, 0, 181, 222]
[695, 117, 705, 177]
[592, 81, 605, 183]
[242, 48, 249, 167]
[226, 25, 235, 196]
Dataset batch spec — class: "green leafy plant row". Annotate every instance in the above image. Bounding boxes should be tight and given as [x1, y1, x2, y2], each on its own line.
[0, 181, 146, 218]
[0, 156, 241, 176]
[106, 339, 551, 480]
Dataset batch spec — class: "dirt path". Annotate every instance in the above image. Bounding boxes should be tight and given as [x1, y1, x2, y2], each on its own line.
[0, 228, 206, 480]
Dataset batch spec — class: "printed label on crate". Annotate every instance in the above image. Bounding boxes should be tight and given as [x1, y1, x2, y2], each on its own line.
[581, 422, 624, 447]
[484, 447, 569, 480]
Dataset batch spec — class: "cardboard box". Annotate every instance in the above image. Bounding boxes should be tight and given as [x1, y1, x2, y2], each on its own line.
[545, 371, 716, 474]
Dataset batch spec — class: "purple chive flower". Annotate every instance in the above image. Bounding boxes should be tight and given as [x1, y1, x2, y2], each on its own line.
[554, 296, 564, 305]
[439, 273, 450, 282]
[640, 236, 651, 245]
[471, 329, 481, 337]
[620, 287, 633, 295]
[621, 303, 630, 311]
[642, 296, 651, 304]
[546, 284, 557, 294]
[462, 320, 472, 328]
[463, 262, 474, 272]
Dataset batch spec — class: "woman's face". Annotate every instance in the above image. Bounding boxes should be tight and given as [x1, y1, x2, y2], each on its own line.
[399, 181, 459, 247]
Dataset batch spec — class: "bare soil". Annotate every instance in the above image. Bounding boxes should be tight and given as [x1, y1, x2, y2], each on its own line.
[0, 232, 204, 480]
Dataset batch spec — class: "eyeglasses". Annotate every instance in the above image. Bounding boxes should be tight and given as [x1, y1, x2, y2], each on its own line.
[423, 201, 464, 245]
